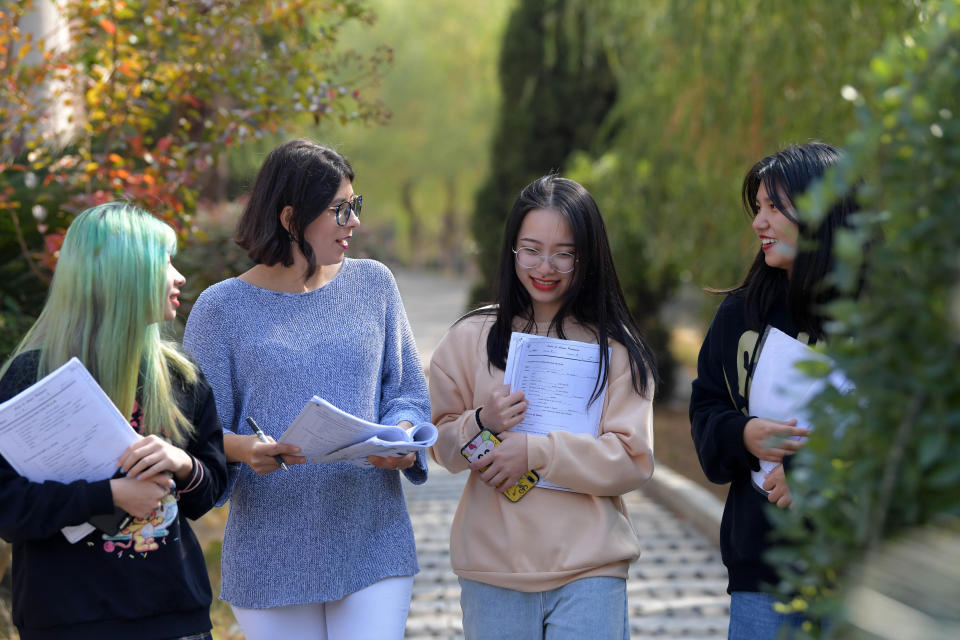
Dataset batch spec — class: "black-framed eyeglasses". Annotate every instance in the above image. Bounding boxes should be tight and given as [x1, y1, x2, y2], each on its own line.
[328, 194, 362, 226]
[513, 247, 577, 274]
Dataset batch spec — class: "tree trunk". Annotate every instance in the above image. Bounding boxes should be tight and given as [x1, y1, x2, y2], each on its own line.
[400, 180, 422, 267]
[440, 176, 461, 272]
[18, 0, 82, 150]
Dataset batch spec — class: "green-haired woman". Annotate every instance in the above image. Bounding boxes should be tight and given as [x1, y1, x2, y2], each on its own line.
[0, 202, 227, 640]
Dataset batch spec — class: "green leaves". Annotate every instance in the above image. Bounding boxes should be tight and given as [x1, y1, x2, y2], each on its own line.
[767, 1, 960, 635]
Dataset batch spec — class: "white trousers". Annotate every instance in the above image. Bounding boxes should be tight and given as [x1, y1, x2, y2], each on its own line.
[231, 575, 415, 640]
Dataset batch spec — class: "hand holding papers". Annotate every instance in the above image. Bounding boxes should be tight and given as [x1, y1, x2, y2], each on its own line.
[278, 396, 437, 468]
[0, 358, 140, 542]
[748, 327, 853, 493]
[503, 332, 610, 491]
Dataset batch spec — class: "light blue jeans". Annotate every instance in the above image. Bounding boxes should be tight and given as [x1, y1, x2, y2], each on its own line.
[459, 576, 629, 640]
[728, 591, 806, 640]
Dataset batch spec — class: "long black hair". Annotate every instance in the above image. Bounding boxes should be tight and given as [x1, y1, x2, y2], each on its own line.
[469, 174, 657, 401]
[234, 139, 354, 281]
[731, 142, 858, 340]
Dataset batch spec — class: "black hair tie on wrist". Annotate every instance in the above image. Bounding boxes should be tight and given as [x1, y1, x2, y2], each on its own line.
[475, 406, 485, 430]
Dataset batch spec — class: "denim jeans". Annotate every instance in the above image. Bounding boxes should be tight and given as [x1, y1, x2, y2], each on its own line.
[459, 576, 629, 640]
[728, 591, 807, 640]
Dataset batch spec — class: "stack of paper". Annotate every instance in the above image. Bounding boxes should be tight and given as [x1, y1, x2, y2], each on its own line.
[278, 396, 437, 468]
[0, 357, 140, 542]
[748, 327, 853, 493]
[504, 332, 610, 491]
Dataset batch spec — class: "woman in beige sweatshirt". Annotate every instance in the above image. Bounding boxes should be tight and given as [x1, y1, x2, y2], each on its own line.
[429, 174, 657, 639]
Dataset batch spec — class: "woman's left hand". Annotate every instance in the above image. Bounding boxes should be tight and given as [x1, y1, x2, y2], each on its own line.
[367, 453, 417, 471]
[470, 431, 528, 493]
[367, 420, 418, 471]
[119, 435, 193, 482]
[762, 463, 792, 508]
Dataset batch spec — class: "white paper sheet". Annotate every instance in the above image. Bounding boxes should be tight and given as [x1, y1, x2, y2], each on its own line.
[503, 332, 610, 491]
[278, 396, 437, 468]
[748, 327, 853, 492]
[0, 357, 140, 542]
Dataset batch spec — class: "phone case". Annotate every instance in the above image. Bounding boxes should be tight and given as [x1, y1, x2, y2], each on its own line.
[87, 468, 133, 534]
[461, 429, 539, 502]
[88, 507, 133, 535]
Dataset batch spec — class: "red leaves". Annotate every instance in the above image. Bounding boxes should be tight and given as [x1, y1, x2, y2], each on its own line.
[1, 0, 389, 279]
[39, 232, 65, 271]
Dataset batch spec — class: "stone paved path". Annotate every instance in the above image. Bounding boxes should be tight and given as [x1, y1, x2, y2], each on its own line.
[393, 268, 729, 639]
[402, 465, 729, 639]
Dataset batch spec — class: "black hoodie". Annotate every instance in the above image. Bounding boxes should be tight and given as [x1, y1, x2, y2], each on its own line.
[0, 351, 227, 639]
[690, 293, 810, 593]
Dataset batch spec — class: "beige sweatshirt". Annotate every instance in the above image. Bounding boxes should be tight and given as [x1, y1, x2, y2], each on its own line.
[429, 313, 654, 592]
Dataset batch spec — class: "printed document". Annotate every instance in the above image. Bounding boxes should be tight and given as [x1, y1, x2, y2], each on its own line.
[0, 357, 140, 542]
[503, 332, 610, 490]
[278, 396, 437, 468]
[748, 327, 853, 493]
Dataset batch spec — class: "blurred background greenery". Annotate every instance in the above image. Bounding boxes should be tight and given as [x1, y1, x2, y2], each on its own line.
[2, 0, 958, 638]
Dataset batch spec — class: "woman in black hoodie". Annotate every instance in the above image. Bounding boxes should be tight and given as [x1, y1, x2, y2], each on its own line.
[690, 142, 858, 639]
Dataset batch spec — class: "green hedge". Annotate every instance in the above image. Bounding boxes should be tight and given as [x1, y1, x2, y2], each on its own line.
[767, 2, 960, 635]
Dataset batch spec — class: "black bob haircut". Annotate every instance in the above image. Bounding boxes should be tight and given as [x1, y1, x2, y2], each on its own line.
[235, 139, 354, 281]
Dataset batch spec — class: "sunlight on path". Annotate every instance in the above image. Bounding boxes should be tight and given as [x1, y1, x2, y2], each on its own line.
[392, 267, 471, 365]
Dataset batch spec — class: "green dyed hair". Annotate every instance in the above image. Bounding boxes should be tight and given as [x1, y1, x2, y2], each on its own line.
[3, 202, 197, 444]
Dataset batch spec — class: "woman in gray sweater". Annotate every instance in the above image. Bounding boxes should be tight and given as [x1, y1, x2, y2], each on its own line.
[183, 139, 430, 640]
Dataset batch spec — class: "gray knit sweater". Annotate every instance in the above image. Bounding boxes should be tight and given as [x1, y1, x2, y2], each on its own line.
[182, 258, 430, 608]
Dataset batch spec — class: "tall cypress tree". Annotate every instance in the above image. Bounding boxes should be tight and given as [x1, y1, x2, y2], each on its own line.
[470, 0, 617, 305]
[470, 0, 679, 398]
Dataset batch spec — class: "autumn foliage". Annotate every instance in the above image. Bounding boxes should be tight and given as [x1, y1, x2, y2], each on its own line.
[0, 0, 390, 350]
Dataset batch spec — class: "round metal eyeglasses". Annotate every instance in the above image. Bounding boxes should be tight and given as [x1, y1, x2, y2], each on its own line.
[513, 247, 577, 274]
[329, 194, 362, 226]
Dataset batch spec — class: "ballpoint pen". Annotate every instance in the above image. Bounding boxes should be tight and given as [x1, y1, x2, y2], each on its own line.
[245, 416, 290, 471]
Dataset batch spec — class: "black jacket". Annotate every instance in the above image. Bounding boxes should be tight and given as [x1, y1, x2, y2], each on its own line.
[689, 293, 810, 593]
[0, 351, 227, 639]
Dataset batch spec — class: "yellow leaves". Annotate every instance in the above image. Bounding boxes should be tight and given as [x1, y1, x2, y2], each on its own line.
[84, 162, 99, 173]
[773, 597, 810, 614]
